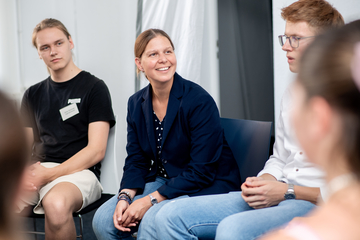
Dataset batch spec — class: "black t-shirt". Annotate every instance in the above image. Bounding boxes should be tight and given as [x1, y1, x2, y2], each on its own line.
[21, 71, 115, 179]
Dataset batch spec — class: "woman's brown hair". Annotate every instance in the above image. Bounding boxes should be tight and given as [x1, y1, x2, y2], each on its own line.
[298, 20, 360, 177]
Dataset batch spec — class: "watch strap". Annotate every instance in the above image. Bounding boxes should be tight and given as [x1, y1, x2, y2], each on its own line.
[287, 183, 295, 193]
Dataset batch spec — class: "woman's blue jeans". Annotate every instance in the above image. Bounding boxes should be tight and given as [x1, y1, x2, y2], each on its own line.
[92, 177, 188, 240]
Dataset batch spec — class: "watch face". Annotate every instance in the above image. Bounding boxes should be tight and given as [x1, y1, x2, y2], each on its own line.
[149, 194, 158, 205]
[284, 193, 296, 199]
[151, 198, 158, 205]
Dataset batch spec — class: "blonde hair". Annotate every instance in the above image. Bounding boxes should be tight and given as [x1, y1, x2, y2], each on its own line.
[32, 18, 71, 49]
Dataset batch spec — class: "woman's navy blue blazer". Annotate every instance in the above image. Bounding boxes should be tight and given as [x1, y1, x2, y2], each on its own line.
[120, 73, 241, 199]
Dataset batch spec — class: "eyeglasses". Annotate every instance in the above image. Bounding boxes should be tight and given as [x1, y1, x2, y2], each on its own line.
[278, 35, 315, 48]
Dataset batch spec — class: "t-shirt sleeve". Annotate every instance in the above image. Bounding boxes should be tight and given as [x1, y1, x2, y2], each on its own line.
[20, 88, 36, 129]
[87, 80, 116, 128]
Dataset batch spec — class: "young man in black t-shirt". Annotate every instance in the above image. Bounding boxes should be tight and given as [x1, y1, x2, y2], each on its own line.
[19, 18, 115, 239]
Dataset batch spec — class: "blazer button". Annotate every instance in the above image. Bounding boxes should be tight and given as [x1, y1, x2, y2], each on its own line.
[163, 159, 167, 164]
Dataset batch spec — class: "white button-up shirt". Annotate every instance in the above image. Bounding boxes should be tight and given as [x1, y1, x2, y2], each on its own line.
[257, 87, 325, 195]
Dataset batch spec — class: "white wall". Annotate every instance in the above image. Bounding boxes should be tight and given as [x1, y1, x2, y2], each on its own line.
[1, 0, 137, 186]
[138, 0, 220, 106]
[0, 0, 22, 99]
[0, 0, 219, 188]
[273, 0, 360, 126]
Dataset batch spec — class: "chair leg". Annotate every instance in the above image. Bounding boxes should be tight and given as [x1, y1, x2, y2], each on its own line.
[76, 214, 83, 240]
[33, 218, 38, 240]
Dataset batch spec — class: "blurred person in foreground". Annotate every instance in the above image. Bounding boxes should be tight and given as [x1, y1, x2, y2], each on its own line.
[262, 19, 360, 240]
[0, 91, 27, 240]
[141, 1, 345, 239]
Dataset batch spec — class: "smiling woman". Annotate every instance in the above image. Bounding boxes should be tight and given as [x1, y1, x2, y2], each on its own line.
[135, 31, 177, 121]
[92, 29, 241, 240]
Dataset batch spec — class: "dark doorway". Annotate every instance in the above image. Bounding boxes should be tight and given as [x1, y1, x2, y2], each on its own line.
[218, 0, 274, 127]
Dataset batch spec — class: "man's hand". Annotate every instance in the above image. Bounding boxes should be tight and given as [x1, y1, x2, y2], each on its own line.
[22, 166, 38, 192]
[28, 162, 53, 188]
[241, 177, 288, 209]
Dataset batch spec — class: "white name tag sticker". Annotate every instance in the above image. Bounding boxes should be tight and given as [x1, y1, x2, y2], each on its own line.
[59, 103, 79, 121]
[68, 98, 81, 104]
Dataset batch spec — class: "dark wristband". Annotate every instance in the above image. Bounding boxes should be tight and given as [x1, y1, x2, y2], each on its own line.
[118, 195, 132, 205]
[117, 191, 133, 201]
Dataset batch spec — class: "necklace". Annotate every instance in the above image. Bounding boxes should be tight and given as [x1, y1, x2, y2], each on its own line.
[324, 173, 357, 202]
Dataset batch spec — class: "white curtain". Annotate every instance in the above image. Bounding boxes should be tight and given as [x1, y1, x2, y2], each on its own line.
[137, 0, 220, 106]
[0, 0, 23, 101]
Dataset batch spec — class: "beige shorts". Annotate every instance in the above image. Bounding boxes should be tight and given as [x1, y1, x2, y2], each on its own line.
[19, 162, 103, 214]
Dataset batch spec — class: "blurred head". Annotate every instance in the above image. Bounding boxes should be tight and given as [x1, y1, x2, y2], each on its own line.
[292, 20, 360, 178]
[134, 29, 176, 84]
[280, 0, 344, 73]
[32, 19, 74, 73]
[0, 91, 27, 233]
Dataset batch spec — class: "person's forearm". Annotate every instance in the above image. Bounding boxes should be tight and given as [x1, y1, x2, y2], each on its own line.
[259, 173, 277, 181]
[25, 127, 34, 159]
[119, 189, 137, 199]
[46, 121, 110, 181]
[149, 191, 167, 203]
[46, 145, 106, 182]
[294, 185, 320, 204]
[259, 173, 320, 204]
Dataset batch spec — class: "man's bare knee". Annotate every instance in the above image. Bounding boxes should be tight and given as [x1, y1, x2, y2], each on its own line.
[42, 182, 83, 226]
[43, 194, 72, 227]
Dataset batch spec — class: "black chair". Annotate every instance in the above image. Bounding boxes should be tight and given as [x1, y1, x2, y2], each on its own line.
[23, 194, 113, 239]
[220, 118, 273, 184]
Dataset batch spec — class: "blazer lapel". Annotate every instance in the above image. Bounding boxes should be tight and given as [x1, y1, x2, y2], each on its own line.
[141, 85, 157, 158]
[162, 73, 183, 146]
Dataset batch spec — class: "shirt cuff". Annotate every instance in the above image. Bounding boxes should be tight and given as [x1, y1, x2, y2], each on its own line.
[257, 168, 283, 180]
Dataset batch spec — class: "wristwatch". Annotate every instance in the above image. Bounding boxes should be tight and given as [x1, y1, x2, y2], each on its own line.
[149, 194, 158, 205]
[284, 183, 296, 200]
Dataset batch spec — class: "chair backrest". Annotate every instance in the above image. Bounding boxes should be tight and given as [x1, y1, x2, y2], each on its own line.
[100, 115, 121, 194]
[220, 118, 273, 184]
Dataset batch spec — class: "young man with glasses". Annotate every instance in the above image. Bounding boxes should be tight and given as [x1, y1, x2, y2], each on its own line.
[135, 1, 344, 240]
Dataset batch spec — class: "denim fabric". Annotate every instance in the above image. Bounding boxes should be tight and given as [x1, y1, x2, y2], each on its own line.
[140, 191, 315, 240]
[92, 177, 169, 240]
